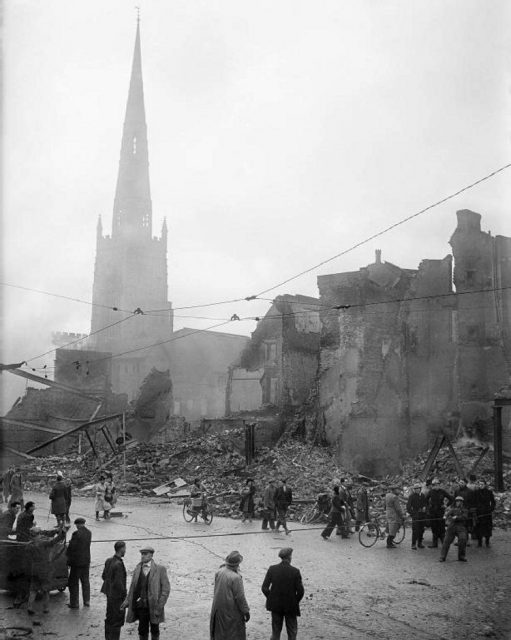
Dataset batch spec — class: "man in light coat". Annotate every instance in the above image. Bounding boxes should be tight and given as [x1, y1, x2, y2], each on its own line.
[385, 485, 403, 548]
[261, 547, 304, 640]
[122, 546, 170, 640]
[210, 550, 250, 640]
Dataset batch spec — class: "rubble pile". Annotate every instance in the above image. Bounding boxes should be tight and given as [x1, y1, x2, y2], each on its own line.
[18, 433, 511, 527]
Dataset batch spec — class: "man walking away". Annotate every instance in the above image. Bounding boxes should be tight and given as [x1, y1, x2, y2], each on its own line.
[262, 480, 277, 531]
[102, 541, 127, 640]
[385, 485, 403, 548]
[321, 486, 345, 541]
[275, 479, 292, 535]
[407, 483, 427, 550]
[210, 550, 250, 640]
[261, 547, 304, 640]
[439, 496, 469, 562]
[66, 517, 92, 608]
[122, 546, 170, 640]
[49, 471, 68, 527]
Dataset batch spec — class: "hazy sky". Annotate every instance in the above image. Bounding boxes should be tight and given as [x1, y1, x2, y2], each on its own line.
[2, 0, 510, 411]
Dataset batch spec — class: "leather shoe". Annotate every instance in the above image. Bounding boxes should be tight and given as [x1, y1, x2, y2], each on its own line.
[84, 602, 90, 607]
[67, 604, 79, 609]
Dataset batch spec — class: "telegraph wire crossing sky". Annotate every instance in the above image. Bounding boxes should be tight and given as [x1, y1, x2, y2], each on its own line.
[1, 0, 510, 410]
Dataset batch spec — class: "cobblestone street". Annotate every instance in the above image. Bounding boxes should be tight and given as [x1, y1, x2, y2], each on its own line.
[1, 491, 511, 640]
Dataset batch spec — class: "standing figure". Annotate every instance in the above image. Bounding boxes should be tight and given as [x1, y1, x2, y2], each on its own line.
[66, 517, 92, 608]
[101, 541, 127, 640]
[321, 486, 346, 541]
[426, 478, 452, 548]
[262, 480, 276, 531]
[16, 501, 36, 541]
[406, 483, 427, 550]
[474, 480, 496, 547]
[240, 479, 256, 523]
[104, 479, 114, 520]
[122, 546, 170, 640]
[9, 467, 24, 508]
[26, 527, 66, 615]
[0, 501, 21, 538]
[261, 548, 304, 640]
[49, 471, 68, 527]
[355, 485, 369, 531]
[95, 475, 106, 521]
[439, 495, 469, 562]
[210, 550, 250, 640]
[190, 477, 207, 522]
[385, 485, 403, 549]
[105, 472, 118, 508]
[275, 479, 293, 535]
[64, 476, 72, 524]
[2, 464, 15, 503]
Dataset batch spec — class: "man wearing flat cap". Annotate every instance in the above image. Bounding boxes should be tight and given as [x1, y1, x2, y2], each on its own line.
[66, 517, 92, 608]
[406, 483, 427, 550]
[210, 550, 250, 640]
[261, 548, 304, 640]
[122, 546, 170, 640]
[101, 541, 127, 640]
[439, 495, 469, 562]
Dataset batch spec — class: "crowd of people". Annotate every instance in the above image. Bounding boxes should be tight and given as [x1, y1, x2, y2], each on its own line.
[0, 467, 500, 639]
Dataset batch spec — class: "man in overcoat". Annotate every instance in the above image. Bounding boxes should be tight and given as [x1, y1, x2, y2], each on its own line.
[122, 546, 170, 640]
[406, 483, 427, 549]
[275, 479, 293, 535]
[66, 517, 92, 608]
[210, 550, 250, 640]
[261, 547, 304, 640]
[49, 471, 68, 526]
[101, 540, 128, 640]
[262, 479, 277, 531]
[385, 485, 403, 548]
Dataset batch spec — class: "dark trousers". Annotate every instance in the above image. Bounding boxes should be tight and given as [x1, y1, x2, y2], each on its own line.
[105, 596, 125, 639]
[321, 511, 344, 538]
[262, 508, 275, 530]
[430, 512, 445, 544]
[68, 566, 90, 607]
[276, 507, 289, 531]
[411, 516, 425, 545]
[137, 607, 160, 639]
[271, 611, 298, 640]
[440, 524, 467, 560]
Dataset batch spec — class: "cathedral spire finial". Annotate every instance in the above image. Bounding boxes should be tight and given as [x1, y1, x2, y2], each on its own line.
[135, 6, 140, 24]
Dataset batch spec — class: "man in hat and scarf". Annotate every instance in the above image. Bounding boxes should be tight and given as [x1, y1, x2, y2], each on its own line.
[122, 546, 170, 640]
[261, 547, 304, 640]
[439, 495, 469, 562]
[426, 478, 452, 547]
[210, 550, 250, 640]
[406, 482, 427, 550]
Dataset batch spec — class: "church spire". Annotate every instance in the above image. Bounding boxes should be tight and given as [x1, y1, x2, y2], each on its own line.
[112, 18, 152, 238]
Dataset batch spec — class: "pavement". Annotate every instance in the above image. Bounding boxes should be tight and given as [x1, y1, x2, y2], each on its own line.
[1, 490, 511, 640]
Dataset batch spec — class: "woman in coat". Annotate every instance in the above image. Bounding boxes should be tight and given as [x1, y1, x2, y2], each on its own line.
[94, 475, 106, 520]
[210, 551, 250, 640]
[239, 479, 256, 523]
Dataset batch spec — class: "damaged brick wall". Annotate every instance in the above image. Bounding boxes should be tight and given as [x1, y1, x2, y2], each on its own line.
[317, 211, 511, 475]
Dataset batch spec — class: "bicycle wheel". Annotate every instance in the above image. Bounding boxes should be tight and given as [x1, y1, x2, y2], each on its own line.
[182, 500, 195, 522]
[394, 523, 406, 544]
[202, 507, 214, 525]
[358, 521, 380, 548]
[300, 505, 318, 524]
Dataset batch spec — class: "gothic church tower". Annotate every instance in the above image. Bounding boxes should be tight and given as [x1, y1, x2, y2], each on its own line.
[90, 20, 173, 397]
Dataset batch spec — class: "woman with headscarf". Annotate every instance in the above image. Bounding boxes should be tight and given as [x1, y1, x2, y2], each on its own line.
[210, 550, 250, 640]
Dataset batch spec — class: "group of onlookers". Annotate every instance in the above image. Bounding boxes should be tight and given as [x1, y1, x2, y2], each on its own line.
[242, 478, 293, 534]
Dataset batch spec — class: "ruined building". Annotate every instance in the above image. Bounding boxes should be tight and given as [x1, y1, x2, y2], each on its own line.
[89, 19, 173, 398]
[318, 210, 511, 475]
[227, 295, 321, 432]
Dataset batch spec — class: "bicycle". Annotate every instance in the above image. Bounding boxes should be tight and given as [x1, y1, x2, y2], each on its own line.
[358, 515, 406, 548]
[182, 497, 214, 525]
[300, 493, 331, 524]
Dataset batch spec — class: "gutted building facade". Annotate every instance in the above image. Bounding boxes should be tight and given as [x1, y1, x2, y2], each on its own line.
[318, 211, 510, 475]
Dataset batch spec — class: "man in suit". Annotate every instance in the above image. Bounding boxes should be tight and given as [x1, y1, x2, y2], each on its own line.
[101, 540, 128, 640]
[66, 517, 92, 608]
[261, 548, 304, 640]
[122, 546, 170, 640]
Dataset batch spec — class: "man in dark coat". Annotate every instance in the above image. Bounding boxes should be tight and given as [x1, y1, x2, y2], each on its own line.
[474, 480, 496, 547]
[0, 501, 21, 538]
[16, 501, 36, 541]
[66, 517, 92, 608]
[262, 480, 277, 531]
[101, 540, 128, 640]
[49, 472, 68, 527]
[321, 486, 346, 540]
[261, 548, 304, 640]
[426, 478, 452, 548]
[406, 483, 427, 550]
[274, 479, 292, 535]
